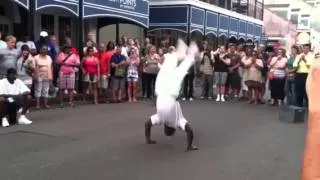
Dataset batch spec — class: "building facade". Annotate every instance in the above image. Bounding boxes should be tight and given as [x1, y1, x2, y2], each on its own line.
[263, 8, 296, 51]
[3, 0, 263, 50]
[148, 0, 263, 48]
[2, 0, 149, 48]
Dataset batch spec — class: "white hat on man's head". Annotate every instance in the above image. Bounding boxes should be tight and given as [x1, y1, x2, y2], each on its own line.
[40, 31, 48, 37]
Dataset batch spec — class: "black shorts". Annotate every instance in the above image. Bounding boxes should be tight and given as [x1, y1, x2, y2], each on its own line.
[4, 97, 24, 114]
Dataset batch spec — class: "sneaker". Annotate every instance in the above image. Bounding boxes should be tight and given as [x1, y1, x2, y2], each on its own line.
[208, 97, 213, 100]
[182, 97, 186, 101]
[200, 96, 205, 100]
[189, 98, 194, 101]
[1, 117, 9, 127]
[221, 96, 226, 102]
[216, 96, 220, 102]
[18, 115, 32, 125]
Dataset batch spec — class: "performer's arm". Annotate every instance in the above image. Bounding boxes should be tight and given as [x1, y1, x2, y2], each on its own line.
[301, 57, 320, 180]
[185, 123, 198, 151]
[175, 56, 194, 83]
[145, 119, 157, 144]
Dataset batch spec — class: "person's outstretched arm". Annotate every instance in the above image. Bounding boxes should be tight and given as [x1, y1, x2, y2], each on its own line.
[174, 42, 199, 84]
[301, 57, 320, 180]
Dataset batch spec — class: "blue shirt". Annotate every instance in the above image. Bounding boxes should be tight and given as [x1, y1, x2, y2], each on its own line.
[111, 53, 126, 64]
[111, 53, 126, 76]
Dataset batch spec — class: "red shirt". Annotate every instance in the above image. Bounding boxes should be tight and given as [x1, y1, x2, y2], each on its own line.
[83, 56, 99, 75]
[71, 48, 78, 55]
[95, 50, 113, 75]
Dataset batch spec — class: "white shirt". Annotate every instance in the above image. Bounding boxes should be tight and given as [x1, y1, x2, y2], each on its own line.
[121, 46, 128, 58]
[0, 40, 6, 49]
[0, 78, 30, 95]
[155, 53, 194, 98]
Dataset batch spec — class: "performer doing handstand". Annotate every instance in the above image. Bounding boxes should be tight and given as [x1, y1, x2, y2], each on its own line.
[144, 39, 199, 151]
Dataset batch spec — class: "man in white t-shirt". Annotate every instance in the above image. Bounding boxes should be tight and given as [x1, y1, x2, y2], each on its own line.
[0, 68, 33, 127]
[144, 39, 199, 151]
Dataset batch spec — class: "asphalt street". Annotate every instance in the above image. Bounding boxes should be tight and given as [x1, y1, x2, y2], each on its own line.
[0, 100, 306, 180]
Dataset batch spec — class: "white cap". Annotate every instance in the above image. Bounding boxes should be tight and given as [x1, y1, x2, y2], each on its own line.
[40, 31, 48, 37]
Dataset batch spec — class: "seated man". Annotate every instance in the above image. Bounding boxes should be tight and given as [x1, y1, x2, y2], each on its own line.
[0, 68, 33, 127]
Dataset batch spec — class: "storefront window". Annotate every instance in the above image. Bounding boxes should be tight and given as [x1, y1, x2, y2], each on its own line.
[41, 14, 54, 36]
[58, 17, 71, 46]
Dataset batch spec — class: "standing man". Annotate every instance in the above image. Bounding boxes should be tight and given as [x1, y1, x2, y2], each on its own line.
[144, 39, 198, 151]
[96, 43, 111, 102]
[227, 44, 242, 98]
[0, 35, 20, 79]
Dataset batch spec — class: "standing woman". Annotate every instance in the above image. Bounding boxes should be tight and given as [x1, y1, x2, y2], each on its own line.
[127, 48, 140, 102]
[268, 48, 288, 106]
[17, 45, 35, 89]
[34, 45, 53, 109]
[243, 51, 264, 104]
[82, 46, 100, 104]
[143, 46, 160, 99]
[56, 45, 80, 107]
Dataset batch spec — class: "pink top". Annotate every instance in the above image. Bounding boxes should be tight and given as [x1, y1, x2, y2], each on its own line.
[56, 53, 80, 74]
[34, 54, 53, 80]
[127, 54, 140, 66]
[269, 56, 288, 70]
[83, 56, 99, 75]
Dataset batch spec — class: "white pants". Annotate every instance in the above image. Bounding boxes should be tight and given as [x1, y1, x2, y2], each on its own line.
[150, 96, 188, 131]
[100, 75, 109, 89]
[35, 80, 50, 98]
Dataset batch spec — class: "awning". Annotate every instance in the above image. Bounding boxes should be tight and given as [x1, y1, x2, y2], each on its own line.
[83, 0, 149, 28]
[205, 11, 218, 36]
[36, 0, 79, 16]
[149, 5, 189, 33]
[229, 17, 238, 38]
[190, 6, 205, 34]
[239, 20, 246, 40]
[149, 5, 205, 34]
[218, 14, 229, 37]
[14, 0, 29, 10]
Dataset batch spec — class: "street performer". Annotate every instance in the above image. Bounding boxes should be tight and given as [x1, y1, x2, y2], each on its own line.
[301, 52, 320, 180]
[144, 39, 199, 151]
